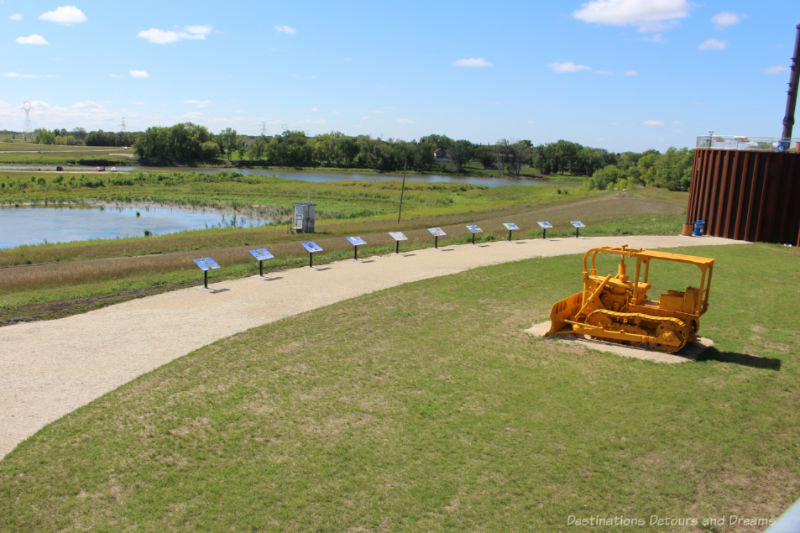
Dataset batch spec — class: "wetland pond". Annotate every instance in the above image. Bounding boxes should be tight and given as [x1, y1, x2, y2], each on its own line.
[0, 169, 553, 248]
[0, 204, 271, 249]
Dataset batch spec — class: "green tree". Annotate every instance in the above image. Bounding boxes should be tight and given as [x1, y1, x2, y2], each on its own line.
[449, 139, 475, 172]
[34, 129, 56, 144]
[218, 128, 240, 162]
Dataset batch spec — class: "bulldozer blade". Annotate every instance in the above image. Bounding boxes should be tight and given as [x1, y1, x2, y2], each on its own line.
[546, 292, 582, 336]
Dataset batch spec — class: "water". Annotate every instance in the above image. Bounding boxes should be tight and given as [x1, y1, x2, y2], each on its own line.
[207, 169, 543, 188]
[0, 165, 545, 187]
[0, 204, 271, 249]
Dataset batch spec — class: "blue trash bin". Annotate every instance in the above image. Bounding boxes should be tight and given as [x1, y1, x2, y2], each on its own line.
[693, 220, 705, 236]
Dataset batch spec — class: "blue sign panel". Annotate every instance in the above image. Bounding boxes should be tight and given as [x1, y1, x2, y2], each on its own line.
[537, 221, 553, 229]
[466, 224, 483, 233]
[202, 257, 221, 269]
[570, 220, 586, 228]
[249, 248, 274, 261]
[302, 241, 323, 253]
[346, 236, 367, 246]
[427, 227, 447, 237]
[503, 222, 519, 231]
[389, 231, 408, 241]
[193, 257, 221, 271]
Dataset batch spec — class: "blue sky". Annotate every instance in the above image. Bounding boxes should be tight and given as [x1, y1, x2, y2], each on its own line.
[1, 0, 798, 152]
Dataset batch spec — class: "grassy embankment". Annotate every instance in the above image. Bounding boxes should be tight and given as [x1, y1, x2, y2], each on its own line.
[0, 167, 689, 323]
[0, 242, 797, 531]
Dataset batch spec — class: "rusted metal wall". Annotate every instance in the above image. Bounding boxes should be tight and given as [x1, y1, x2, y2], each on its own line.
[688, 149, 800, 245]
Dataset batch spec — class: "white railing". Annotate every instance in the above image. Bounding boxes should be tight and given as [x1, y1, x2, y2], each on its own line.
[696, 135, 800, 152]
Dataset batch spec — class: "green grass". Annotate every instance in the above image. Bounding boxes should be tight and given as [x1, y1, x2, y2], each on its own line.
[0, 185, 690, 323]
[1, 243, 797, 531]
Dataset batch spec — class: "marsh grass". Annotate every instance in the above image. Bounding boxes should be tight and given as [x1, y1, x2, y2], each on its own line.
[0, 180, 690, 321]
[0, 243, 797, 531]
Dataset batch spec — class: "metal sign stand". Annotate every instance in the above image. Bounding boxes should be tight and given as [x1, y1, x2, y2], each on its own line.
[570, 221, 585, 238]
[346, 236, 367, 260]
[192, 257, 221, 289]
[503, 222, 519, 241]
[301, 242, 323, 267]
[249, 248, 274, 277]
[537, 221, 552, 239]
[428, 227, 446, 249]
[389, 232, 408, 254]
[466, 225, 483, 245]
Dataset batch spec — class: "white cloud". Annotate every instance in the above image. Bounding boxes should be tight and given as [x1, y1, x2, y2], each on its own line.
[138, 29, 180, 44]
[698, 38, 726, 51]
[396, 118, 414, 125]
[9, 13, 23, 21]
[548, 61, 591, 73]
[183, 99, 211, 108]
[641, 33, 666, 43]
[573, 0, 688, 32]
[16, 34, 49, 45]
[595, 69, 614, 75]
[453, 57, 493, 67]
[274, 25, 296, 35]
[311, 107, 318, 112]
[642, 120, 664, 126]
[184, 25, 211, 38]
[624, 69, 639, 76]
[4, 72, 49, 79]
[138, 25, 212, 44]
[129, 69, 149, 78]
[711, 11, 740, 30]
[764, 65, 788, 75]
[39, 5, 87, 25]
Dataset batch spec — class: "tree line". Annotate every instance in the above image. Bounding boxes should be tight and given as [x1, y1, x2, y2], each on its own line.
[24, 123, 694, 191]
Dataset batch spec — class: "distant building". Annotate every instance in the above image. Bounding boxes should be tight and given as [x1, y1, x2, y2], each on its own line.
[433, 148, 449, 162]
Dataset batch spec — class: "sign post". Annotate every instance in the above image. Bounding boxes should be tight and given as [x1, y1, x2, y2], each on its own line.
[193, 257, 221, 289]
[537, 221, 553, 239]
[389, 231, 408, 254]
[465, 224, 483, 245]
[346, 236, 367, 260]
[301, 241, 323, 267]
[249, 248, 274, 277]
[428, 227, 446, 248]
[503, 222, 519, 241]
[570, 220, 585, 238]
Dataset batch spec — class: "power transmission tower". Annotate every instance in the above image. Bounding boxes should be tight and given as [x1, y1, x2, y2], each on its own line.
[22, 101, 32, 140]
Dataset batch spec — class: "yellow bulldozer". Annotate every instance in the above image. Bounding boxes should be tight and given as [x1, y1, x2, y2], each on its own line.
[545, 245, 714, 353]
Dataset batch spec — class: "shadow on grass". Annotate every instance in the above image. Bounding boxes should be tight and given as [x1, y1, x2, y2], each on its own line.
[697, 347, 781, 371]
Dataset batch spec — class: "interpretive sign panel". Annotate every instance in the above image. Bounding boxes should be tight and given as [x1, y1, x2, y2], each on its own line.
[193, 258, 211, 271]
[203, 257, 221, 269]
[537, 221, 553, 229]
[249, 248, 274, 261]
[302, 241, 323, 253]
[466, 225, 483, 233]
[389, 232, 408, 241]
[503, 222, 519, 231]
[428, 227, 446, 237]
[346, 236, 367, 246]
[570, 221, 585, 228]
[193, 257, 220, 288]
